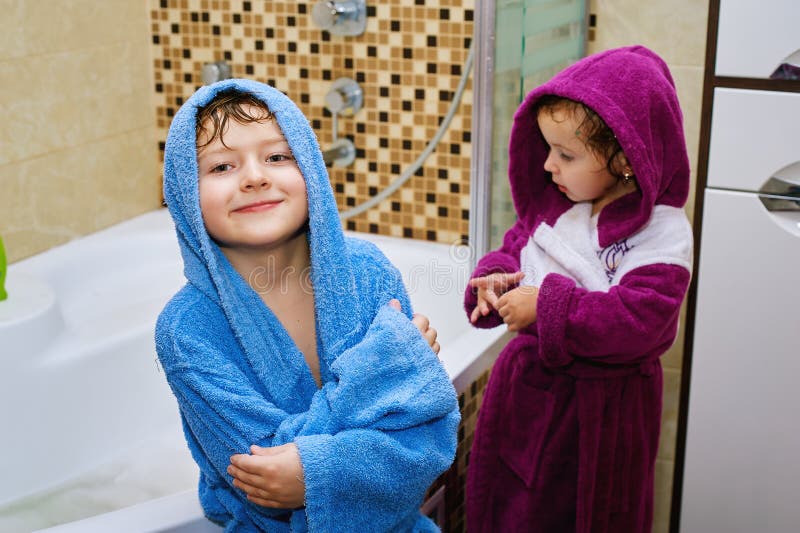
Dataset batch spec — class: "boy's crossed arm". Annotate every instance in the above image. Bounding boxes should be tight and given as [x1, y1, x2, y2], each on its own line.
[226, 298, 442, 509]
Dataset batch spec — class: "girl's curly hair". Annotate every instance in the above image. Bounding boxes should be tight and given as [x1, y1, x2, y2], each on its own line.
[535, 94, 627, 178]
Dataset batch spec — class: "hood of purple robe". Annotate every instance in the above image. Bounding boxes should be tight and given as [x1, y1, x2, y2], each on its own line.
[507, 45, 690, 247]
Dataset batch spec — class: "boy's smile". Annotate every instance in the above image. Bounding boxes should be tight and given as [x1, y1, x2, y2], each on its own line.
[233, 199, 284, 213]
[197, 108, 309, 254]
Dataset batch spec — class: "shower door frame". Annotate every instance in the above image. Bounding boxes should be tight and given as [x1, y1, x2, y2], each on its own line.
[469, 0, 589, 267]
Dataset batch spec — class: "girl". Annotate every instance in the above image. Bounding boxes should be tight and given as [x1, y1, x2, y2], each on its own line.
[465, 46, 693, 532]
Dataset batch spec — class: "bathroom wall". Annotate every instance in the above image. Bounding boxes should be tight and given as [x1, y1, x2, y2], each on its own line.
[148, 0, 475, 246]
[587, 1, 709, 531]
[0, 1, 162, 263]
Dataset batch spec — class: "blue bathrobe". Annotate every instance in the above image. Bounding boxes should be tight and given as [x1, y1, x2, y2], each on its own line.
[155, 79, 459, 532]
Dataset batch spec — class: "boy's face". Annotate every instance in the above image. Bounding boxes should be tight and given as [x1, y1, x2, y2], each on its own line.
[537, 106, 618, 205]
[197, 107, 308, 253]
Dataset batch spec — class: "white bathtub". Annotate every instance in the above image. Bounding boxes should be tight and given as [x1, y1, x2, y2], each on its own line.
[0, 209, 507, 532]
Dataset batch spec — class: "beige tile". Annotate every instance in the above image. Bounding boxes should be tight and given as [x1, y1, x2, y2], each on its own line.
[671, 65, 705, 185]
[658, 367, 682, 462]
[685, 189, 697, 226]
[0, 0, 149, 60]
[661, 301, 688, 370]
[3, 126, 161, 262]
[590, 0, 709, 67]
[0, 164, 42, 262]
[0, 41, 154, 165]
[653, 458, 675, 533]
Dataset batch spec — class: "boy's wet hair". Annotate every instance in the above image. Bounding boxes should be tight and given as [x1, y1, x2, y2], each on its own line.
[196, 89, 275, 150]
[535, 94, 627, 178]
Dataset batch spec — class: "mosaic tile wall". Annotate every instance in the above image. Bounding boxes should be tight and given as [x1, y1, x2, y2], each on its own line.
[424, 368, 490, 532]
[149, 0, 475, 244]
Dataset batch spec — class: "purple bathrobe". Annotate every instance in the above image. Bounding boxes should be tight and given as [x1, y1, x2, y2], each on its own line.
[464, 46, 693, 532]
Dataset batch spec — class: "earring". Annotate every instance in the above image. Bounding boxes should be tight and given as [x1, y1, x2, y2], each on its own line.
[622, 170, 634, 185]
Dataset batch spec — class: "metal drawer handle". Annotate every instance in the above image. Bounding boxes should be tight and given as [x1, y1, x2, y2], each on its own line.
[759, 176, 800, 212]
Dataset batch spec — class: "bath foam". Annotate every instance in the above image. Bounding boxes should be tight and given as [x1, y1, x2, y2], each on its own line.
[0, 426, 197, 532]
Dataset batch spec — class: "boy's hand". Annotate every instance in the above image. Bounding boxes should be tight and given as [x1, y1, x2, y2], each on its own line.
[469, 272, 525, 323]
[496, 285, 539, 331]
[228, 443, 305, 509]
[388, 299, 440, 355]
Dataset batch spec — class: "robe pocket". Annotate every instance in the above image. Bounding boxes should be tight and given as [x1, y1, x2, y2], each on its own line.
[497, 380, 556, 488]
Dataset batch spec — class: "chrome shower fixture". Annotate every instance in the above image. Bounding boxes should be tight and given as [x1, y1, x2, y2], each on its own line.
[322, 78, 362, 168]
[312, 0, 367, 36]
[324, 77, 363, 116]
[323, 138, 356, 168]
[201, 61, 232, 85]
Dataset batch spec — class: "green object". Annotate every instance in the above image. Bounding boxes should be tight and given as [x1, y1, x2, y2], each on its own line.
[0, 235, 7, 301]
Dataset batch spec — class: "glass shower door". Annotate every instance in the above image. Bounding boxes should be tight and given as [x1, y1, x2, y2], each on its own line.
[470, 0, 587, 258]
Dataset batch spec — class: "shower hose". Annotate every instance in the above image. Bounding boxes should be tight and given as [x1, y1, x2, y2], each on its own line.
[338, 41, 475, 220]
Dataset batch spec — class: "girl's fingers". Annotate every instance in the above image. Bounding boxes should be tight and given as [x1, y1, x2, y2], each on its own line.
[507, 271, 526, 282]
[484, 289, 499, 307]
[469, 276, 486, 288]
[497, 302, 509, 319]
[470, 305, 481, 323]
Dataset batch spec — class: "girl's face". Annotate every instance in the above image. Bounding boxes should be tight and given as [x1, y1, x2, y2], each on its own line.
[197, 107, 309, 253]
[537, 106, 626, 211]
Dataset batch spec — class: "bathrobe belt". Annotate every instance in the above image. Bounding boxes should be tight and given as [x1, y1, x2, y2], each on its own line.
[549, 357, 658, 379]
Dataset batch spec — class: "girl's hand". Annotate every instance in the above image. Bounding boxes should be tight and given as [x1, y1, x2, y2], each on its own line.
[496, 285, 539, 331]
[469, 272, 525, 323]
[228, 443, 305, 509]
[388, 299, 440, 355]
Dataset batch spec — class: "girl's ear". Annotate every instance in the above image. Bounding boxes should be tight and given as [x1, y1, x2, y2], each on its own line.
[615, 152, 632, 176]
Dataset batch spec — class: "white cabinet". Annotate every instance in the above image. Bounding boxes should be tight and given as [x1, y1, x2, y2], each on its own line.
[681, 188, 800, 532]
[707, 89, 800, 190]
[716, 0, 800, 78]
[679, 1, 800, 532]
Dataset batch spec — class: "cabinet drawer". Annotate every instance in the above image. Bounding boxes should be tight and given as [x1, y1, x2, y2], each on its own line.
[682, 188, 800, 532]
[708, 88, 800, 191]
[716, 0, 799, 78]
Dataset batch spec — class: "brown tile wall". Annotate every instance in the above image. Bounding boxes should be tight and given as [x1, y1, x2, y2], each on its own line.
[425, 368, 490, 532]
[149, 0, 475, 244]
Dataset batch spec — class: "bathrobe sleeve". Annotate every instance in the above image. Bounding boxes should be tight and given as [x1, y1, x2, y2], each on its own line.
[156, 293, 326, 527]
[295, 305, 460, 533]
[290, 240, 459, 533]
[464, 219, 529, 328]
[535, 263, 691, 367]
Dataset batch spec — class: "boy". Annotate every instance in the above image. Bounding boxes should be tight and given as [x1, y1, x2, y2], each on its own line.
[156, 79, 459, 532]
